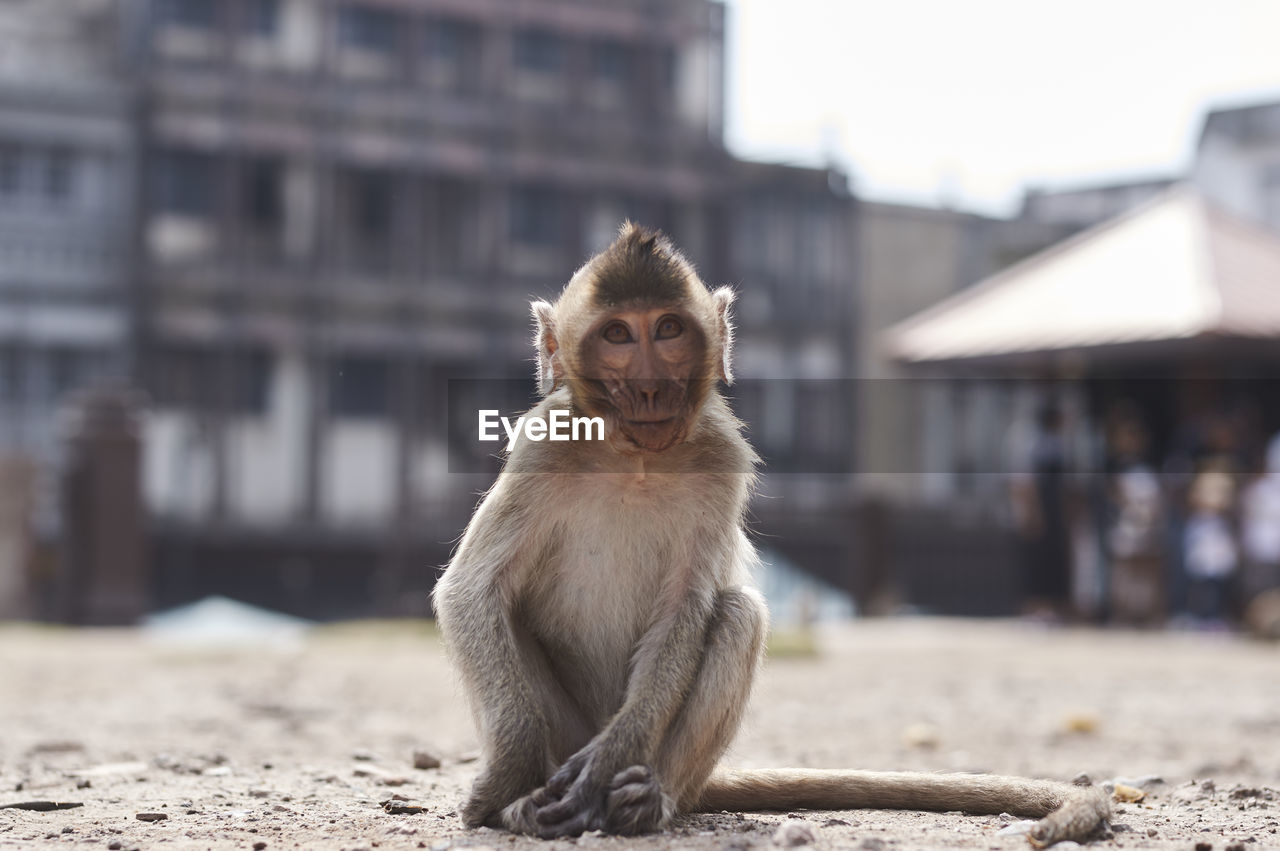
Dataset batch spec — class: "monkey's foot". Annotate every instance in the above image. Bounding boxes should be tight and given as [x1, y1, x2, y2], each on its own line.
[496, 792, 543, 835]
[605, 765, 673, 835]
[462, 768, 543, 831]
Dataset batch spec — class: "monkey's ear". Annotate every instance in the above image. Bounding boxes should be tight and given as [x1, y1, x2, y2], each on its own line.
[531, 300, 560, 395]
[711, 287, 736, 384]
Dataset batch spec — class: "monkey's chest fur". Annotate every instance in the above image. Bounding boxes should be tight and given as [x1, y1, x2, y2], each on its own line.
[518, 472, 728, 729]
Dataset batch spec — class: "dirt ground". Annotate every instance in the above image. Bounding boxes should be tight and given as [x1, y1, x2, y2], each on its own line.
[1, 618, 1278, 851]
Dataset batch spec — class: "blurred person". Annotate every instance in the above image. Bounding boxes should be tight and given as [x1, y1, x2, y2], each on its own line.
[1182, 469, 1238, 627]
[1104, 412, 1164, 626]
[1162, 410, 1246, 619]
[1241, 431, 1280, 604]
[1010, 403, 1073, 620]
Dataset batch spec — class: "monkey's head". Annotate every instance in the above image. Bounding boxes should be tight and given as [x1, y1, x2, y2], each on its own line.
[531, 223, 736, 454]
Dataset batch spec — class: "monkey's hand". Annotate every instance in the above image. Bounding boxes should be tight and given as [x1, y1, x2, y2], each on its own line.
[534, 749, 672, 837]
[531, 748, 610, 837]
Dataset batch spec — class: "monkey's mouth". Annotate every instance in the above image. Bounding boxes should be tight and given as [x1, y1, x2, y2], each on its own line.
[619, 417, 684, 452]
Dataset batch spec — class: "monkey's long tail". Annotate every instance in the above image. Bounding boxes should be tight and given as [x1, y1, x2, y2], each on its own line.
[695, 768, 1111, 848]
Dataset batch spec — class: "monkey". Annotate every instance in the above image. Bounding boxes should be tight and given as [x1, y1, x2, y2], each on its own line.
[431, 223, 1110, 847]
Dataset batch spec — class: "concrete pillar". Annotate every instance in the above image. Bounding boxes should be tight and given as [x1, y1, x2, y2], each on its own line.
[58, 388, 148, 625]
[0, 455, 35, 620]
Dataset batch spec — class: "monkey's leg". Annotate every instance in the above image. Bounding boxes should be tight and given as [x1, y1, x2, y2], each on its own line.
[603, 586, 769, 835]
[531, 578, 739, 839]
[470, 619, 594, 834]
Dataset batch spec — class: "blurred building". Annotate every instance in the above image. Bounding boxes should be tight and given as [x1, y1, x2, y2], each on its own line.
[855, 201, 1070, 506]
[0, 0, 856, 619]
[1196, 99, 1280, 232]
[0, 0, 136, 521]
[856, 96, 1280, 616]
[1019, 176, 1177, 232]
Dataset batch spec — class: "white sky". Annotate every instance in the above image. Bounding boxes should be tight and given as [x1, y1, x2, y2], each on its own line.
[722, 0, 1280, 216]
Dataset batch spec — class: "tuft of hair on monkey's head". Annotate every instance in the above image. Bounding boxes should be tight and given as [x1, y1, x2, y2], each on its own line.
[530, 221, 737, 398]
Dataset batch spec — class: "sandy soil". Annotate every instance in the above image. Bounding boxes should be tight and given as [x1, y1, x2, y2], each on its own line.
[1, 619, 1278, 851]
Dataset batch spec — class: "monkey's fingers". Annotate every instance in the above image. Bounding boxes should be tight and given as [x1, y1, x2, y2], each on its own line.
[609, 765, 652, 788]
[534, 791, 602, 839]
[534, 793, 586, 826]
[545, 752, 590, 796]
[529, 786, 556, 807]
[535, 807, 598, 840]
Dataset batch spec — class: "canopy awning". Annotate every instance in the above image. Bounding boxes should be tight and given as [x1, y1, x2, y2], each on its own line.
[885, 186, 1280, 367]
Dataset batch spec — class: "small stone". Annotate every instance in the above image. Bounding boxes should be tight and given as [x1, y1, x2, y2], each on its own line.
[412, 750, 442, 771]
[253, 843, 267, 850]
[76, 761, 149, 778]
[1061, 712, 1100, 734]
[135, 812, 168, 822]
[108, 843, 123, 850]
[901, 722, 941, 749]
[1195, 842, 1213, 851]
[772, 819, 815, 847]
[1112, 783, 1145, 803]
[378, 776, 412, 787]
[1071, 772, 1092, 786]
[76, 779, 91, 789]
[1112, 774, 1163, 789]
[352, 749, 378, 761]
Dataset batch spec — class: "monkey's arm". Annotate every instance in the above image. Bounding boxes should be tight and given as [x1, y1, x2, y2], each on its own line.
[432, 483, 551, 828]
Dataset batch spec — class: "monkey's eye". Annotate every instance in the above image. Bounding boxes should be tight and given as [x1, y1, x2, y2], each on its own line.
[602, 322, 633, 344]
[655, 315, 683, 340]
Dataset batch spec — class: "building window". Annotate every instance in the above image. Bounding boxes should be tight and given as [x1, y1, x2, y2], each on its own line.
[0, 144, 21, 197]
[591, 41, 629, 86]
[337, 168, 395, 273]
[1263, 163, 1280, 228]
[509, 186, 565, 248]
[424, 178, 479, 275]
[0, 346, 20, 403]
[158, 0, 217, 28]
[513, 29, 565, 74]
[244, 158, 283, 227]
[420, 16, 479, 93]
[424, 17, 463, 63]
[154, 150, 217, 216]
[43, 149, 74, 203]
[152, 347, 271, 414]
[242, 0, 279, 38]
[339, 4, 396, 53]
[329, 357, 389, 418]
[352, 171, 392, 238]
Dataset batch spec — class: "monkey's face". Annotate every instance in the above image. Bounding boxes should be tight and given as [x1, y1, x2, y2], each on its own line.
[574, 307, 710, 453]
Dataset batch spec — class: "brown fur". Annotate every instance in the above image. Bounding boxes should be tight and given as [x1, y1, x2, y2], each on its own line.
[432, 224, 1109, 846]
